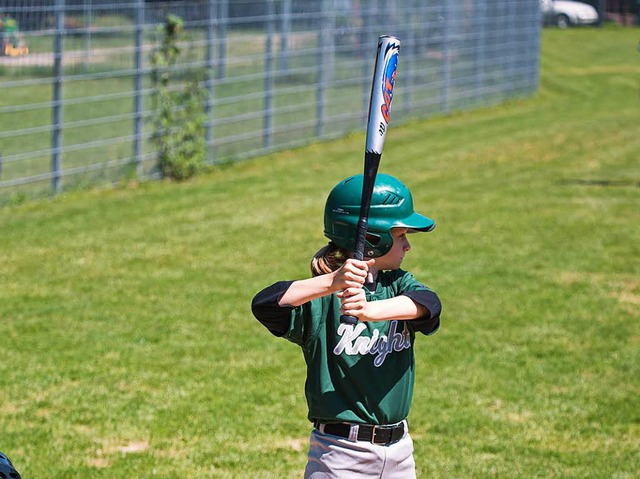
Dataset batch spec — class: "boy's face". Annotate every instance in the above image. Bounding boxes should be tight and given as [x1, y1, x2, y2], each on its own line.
[374, 228, 412, 271]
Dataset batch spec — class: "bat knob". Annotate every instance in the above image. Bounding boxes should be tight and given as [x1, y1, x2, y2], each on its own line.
[340, 314, 359, 325]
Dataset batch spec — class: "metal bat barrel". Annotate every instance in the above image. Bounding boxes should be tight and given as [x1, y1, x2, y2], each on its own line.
[365, 35, 400, 156]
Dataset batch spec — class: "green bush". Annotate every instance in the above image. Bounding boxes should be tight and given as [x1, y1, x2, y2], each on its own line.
[150, 14, 207, 181]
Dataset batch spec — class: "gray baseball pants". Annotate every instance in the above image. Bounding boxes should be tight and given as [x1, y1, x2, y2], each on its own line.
[304, 422, 416, 478]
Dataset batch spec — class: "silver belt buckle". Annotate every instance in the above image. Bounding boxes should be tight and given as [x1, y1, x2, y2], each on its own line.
[371, 425, 380, 444]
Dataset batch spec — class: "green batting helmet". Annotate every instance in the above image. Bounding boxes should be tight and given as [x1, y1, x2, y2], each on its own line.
[324, 173, 435, 258]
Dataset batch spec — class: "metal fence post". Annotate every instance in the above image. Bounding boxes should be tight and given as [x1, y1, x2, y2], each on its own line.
[279, 0, 291, 74]
[205, 0, 216, 163]
[507, 0, 517, 96]
[83, 0, 92, 70]
[51, 0, 65, 194]
[596, 0, 605, 27]
[532, 0, 543, 93]
[316, 0, 333, 138]
[440, 2, 450, 114]
[133, 0, 144, 177]
[474, 0, 487, 103]
[361, 0, 374, 122]
[217, 0, 228, 80]
[315, 5, 325, 139]
[403, 5, 413, 115]
[263, 0, 275, 149]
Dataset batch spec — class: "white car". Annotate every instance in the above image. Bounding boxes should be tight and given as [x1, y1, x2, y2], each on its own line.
[541, 0, 599, 28]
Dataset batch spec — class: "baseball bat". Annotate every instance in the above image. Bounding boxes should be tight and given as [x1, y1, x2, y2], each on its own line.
[340, 35, 401, 325]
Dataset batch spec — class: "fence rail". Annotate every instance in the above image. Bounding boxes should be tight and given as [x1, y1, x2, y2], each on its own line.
[0, 0, 541, 200]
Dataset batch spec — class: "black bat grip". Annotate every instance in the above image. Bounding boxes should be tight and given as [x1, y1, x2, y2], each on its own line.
[338, 153, 379, 325]
[339, 218, 368, 325]
[340, 314, 359, 325]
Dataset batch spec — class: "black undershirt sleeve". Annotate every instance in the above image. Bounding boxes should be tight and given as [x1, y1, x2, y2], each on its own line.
[251, 281, 295, 337]
[252, 281, 441, 336]
[402, 289, 442, 335]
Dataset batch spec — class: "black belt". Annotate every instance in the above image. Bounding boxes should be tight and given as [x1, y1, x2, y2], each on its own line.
[314, 421, 405, 446]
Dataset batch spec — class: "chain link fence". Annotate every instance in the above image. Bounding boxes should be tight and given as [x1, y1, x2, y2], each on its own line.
[0, 0, 541, 200]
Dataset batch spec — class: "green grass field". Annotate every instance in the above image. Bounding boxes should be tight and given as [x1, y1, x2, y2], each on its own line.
[1, 26, 639, 478]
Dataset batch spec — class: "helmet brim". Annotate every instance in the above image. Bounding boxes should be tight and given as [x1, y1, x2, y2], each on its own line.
[395, 212, 435, 232]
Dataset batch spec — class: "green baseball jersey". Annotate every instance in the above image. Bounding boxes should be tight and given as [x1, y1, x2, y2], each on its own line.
[281, 269, 438, 425]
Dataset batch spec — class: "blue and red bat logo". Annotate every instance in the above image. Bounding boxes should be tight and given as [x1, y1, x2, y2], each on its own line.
[380, 45, 399, 124]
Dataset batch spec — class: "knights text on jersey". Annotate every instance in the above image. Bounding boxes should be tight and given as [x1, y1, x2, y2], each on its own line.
[283, 269, 437, 425]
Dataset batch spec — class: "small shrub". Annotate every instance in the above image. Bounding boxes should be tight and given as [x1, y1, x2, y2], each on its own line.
[150, 14, 207, 181]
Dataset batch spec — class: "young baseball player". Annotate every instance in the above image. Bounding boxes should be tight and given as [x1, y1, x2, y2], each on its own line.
[251, 173, 441, 478]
